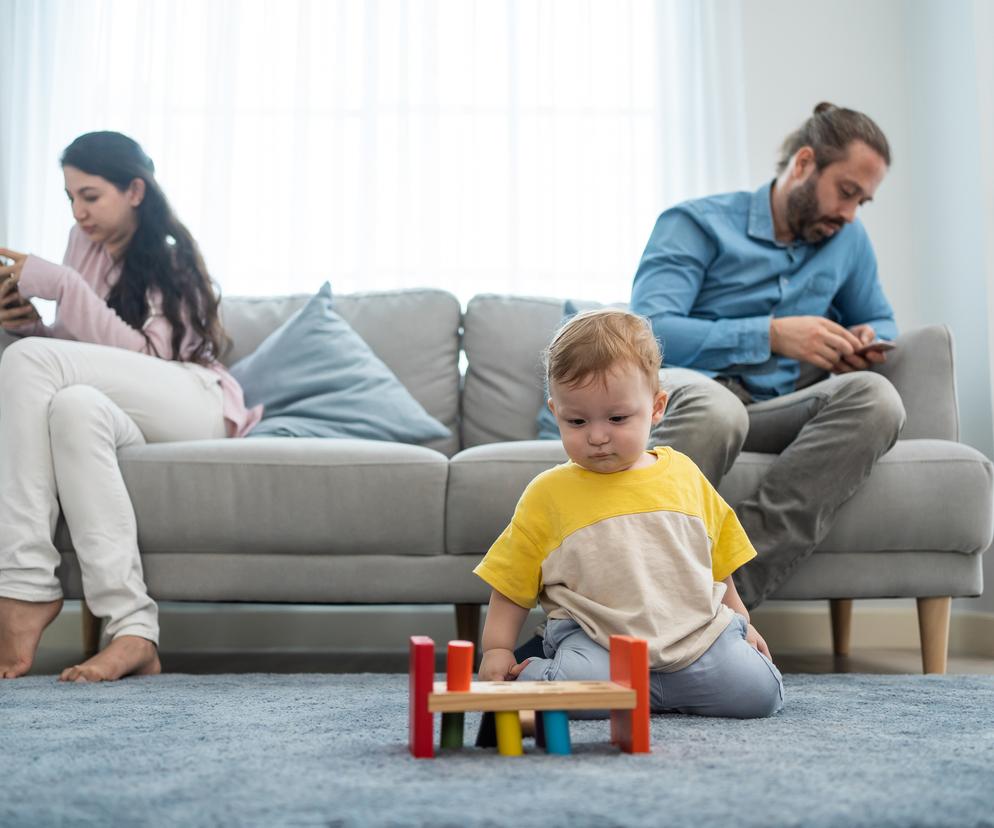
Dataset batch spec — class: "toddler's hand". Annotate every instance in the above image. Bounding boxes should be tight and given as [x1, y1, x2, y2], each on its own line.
[479, 648, 529, 682]
[746, 623, 773, 661]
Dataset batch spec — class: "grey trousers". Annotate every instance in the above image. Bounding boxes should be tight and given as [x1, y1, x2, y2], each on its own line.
[518, 616, 784, 719]
[651, 368, 906, 608]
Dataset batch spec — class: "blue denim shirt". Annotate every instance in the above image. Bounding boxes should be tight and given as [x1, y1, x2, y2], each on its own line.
[631, 181, 897, 400]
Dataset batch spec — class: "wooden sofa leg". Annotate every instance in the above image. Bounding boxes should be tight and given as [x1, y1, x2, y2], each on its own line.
[81, 601, 102, 658]
[829, 598, 853, 656]
[917, 596, 951, 674]
[454, 603, 481, 650]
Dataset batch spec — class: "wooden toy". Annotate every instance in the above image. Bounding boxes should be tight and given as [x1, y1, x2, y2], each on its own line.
[408, 634, 650, 758]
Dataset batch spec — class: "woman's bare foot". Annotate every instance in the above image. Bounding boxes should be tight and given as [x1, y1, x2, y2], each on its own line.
[0, 596, 63, 678]
[59, 635, 161, 683]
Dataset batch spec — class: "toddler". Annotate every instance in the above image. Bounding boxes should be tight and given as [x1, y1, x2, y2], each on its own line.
[474, 308, 783, 718]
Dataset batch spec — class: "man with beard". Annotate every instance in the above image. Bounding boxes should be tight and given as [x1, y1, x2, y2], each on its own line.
[630, 102, 905, 610]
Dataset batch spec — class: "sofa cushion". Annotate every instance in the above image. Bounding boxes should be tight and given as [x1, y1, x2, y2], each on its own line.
[229, 283, 450, 444]
[718, 439, 994, 556]
[461, 295, 565, 448]
[62, 439, 451, 557]
[444, 439, 994, 565]
[445, 440, 568, 556]
[55, 552, 492, 604]
[221, 288, 462, 455]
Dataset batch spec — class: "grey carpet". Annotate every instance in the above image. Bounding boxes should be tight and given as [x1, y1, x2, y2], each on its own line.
[2, 673, 994, 827]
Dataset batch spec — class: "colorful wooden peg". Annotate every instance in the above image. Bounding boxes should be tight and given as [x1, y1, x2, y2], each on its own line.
[494, 710, 524, 756]
[440, 712, 463, 749]
[609, 635, 650, 754]
[439, 640, 475, 750]
[447, 640, 474, 691]
[409, 635, 435, 759]
[541, 710, 571, 755]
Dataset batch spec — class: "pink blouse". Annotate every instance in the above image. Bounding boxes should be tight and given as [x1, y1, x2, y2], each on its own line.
[15, 225, 263, 437]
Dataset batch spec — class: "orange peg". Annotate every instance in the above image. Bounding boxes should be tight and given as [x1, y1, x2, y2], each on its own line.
[447, 640, 474, 691]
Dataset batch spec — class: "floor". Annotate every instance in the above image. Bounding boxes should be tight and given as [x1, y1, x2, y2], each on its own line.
[27, 646, 994, 676]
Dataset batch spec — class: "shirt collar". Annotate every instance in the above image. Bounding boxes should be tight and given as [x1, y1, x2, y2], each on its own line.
[747, 180, 779, 245]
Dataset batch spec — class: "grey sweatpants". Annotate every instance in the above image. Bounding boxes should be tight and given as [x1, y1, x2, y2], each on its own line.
[518, 615, 784, 719]
[652, 368, 906, 608]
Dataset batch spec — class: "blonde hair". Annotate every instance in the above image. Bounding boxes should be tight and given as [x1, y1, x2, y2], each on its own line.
[545, 308, 662, 392]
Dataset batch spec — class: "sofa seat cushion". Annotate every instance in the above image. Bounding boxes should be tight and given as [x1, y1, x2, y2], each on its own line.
[718, 439, 994, 556]
[446, 441, 568, 556]
[445, 439, 994, 564]
[54, 439, 449, 557]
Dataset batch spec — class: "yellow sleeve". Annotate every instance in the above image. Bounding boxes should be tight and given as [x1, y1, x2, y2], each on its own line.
[473, 518, 547, 609]
[473, 474, 560, 609]
[684, 460, 756, 581]
[710, 505, 757, 582]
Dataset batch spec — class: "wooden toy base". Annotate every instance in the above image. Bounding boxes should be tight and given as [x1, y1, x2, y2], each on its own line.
[429, 680, 637, 712]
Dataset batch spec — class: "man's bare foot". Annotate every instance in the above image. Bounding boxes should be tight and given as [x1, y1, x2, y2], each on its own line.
[0, 596, 63, 678]
[59, 635, 161, 683]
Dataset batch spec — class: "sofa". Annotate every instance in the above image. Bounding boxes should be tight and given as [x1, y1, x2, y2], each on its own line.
[3, 288, 991, 673]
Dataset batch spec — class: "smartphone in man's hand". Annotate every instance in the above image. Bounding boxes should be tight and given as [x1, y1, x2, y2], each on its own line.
[854, 339, 896, 357]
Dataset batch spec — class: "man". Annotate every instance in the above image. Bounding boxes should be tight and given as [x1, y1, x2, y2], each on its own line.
[631, 102, 906, 609]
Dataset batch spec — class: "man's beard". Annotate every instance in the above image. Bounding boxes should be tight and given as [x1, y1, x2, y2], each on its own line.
[785, 175, 842, 243]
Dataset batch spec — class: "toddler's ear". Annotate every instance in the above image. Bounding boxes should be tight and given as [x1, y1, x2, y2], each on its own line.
[651, 390, 668, 424]
[547, 398, 555, 414]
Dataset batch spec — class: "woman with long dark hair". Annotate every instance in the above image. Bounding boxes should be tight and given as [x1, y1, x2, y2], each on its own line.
[0, 131, 261, 681]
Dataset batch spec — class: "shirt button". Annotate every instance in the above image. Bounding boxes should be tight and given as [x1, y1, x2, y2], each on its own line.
[779, 276, 788, 288]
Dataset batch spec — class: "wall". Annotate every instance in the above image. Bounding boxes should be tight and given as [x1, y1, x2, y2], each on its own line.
[739, 0, 918, 329]
[740, 0, 994, 613]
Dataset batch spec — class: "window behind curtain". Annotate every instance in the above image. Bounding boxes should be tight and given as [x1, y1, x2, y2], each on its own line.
[0, 0, 749, 306]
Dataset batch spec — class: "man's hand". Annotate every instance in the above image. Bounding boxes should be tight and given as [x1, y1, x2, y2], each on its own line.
[478, 648, 529, 682]
[770, 316, 863, 371]
[831, 323, 888, 373]
[745, 623, 772, 660]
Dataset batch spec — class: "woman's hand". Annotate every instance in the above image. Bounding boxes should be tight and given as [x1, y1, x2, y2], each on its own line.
[0, 247, 27, 282]
[478, 648, 529, 682]
[0, 249, 40, 331]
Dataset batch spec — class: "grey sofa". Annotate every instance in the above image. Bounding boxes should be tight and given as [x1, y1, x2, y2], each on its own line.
[3, 288, 990, 673]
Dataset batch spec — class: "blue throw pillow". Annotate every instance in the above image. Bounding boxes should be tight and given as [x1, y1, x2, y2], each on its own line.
[230, 283, 451, 443]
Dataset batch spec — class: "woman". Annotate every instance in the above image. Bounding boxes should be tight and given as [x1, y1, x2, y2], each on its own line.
[0, 131, 262, 682]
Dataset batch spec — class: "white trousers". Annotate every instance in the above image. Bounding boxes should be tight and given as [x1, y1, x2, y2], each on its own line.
[0, 338, 226, 644]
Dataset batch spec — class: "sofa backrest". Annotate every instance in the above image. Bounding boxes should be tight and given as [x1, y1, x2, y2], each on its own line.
[461, 294, 567, 448]
[220, 288, 463, 456]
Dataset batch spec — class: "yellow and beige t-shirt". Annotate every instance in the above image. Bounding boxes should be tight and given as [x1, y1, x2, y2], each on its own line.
[474, 447, 756, 672]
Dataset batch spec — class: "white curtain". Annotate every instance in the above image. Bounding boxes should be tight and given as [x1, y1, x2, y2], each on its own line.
[0, 0, 749, 306]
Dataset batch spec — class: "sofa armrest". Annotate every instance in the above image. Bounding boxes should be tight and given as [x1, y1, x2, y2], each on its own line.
[874, 324, 959, 441]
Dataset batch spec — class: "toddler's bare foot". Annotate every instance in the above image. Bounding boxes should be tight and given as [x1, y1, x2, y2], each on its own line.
[0, 596, 63, 678]
[59, 635, 161, 683]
